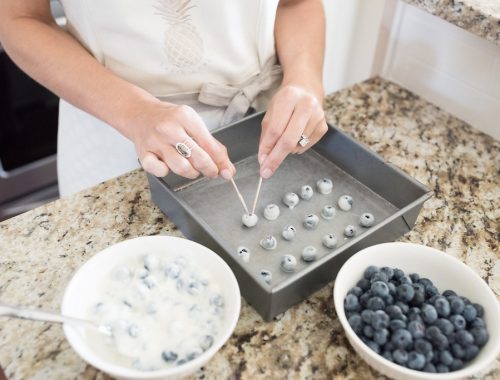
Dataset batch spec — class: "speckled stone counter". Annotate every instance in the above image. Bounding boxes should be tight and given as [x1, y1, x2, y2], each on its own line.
[401, 0, 500, 45]
[0, 77, 498, 379]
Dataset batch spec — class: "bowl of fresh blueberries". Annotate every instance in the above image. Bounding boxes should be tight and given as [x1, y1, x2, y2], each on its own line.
[333, 242, 500, 380]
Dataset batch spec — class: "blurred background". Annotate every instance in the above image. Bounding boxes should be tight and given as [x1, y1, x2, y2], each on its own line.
[1, 0, 499, 221]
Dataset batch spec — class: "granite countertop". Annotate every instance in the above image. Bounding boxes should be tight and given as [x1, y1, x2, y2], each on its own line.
[401, 0, 500, 45]
[0, 76, 498, 379]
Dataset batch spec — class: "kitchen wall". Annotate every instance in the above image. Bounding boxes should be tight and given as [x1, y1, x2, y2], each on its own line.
[323, 0, 500, 140]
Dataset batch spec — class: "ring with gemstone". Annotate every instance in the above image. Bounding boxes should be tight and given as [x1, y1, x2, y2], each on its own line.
[175, 137, 197, 158]
[298, 134, 310, 147]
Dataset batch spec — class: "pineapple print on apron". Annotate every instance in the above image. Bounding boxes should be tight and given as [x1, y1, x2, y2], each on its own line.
[155, 0, 205, 72]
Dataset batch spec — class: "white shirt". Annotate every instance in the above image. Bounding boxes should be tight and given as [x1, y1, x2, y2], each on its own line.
[57, 0, 280, 196]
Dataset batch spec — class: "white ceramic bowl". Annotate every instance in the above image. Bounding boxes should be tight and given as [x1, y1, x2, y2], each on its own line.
[333, 242, 500, 380]
[62, 236, 241, 380]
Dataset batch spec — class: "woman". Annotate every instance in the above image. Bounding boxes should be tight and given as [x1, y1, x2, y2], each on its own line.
[0, 0, 327, 197]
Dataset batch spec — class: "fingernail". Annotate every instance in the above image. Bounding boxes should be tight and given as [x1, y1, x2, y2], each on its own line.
[261, 168, 273, 179]
[221, 169, 232, 180]
[258, 154, 267, 165]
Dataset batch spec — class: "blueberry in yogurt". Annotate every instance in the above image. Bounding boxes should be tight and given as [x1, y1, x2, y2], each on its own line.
[320, 205, 336, 220]
[338, 195, 353, 211]
[344, 265, 490, 373]
[316, 178, 333, 194]
[303, 214, 319, 230]
[281, 225, 297, 241]
[299, 185, 314, 200]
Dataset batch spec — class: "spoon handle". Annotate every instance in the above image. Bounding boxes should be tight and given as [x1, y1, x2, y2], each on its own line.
[0, 303, 110, 335]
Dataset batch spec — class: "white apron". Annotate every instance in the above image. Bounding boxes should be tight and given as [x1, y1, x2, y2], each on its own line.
[57, 0, 282, 196]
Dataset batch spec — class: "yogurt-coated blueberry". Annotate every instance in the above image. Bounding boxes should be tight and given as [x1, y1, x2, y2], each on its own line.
[359, 212, 375, 227]
[344, 225, 356, 237]
[164, 262, 181, 279]
[282, 193, 299, 209]
[321, 205, 336, 220]
[303, 214, 319, 230]
[259, 269, 272, 284]
[302, 246, 318, 262]
[143, 254, 159, 271]
[242, 213, 258, 227]
[236, 246, 251, 262]
[162, 350, 178, 363]
[200, 335, 214, 351]
[338, 195, 353, 211]
[299, 185, 314, 200]
[280, 255, 297, 273]
[281, 225, 297, 241]
[263, 204, 280, 220]
[112, 266, 131, 282]
[322, 233, 337, 248]
[316, 178, 333, 194]
[260, 235, 277, 250]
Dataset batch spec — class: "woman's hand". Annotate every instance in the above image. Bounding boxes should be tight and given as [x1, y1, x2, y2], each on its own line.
[126, 99, 235, 180]
[258, 83, 328, 178]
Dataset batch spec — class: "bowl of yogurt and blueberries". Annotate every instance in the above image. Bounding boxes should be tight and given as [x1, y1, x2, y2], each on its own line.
[62, 236, 241, 380]
[333, 242, 500, 380]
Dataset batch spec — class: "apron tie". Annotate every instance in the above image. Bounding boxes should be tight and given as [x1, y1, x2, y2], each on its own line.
[198, 58, 283, 126]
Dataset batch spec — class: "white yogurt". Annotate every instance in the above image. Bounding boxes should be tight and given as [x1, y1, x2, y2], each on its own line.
[86, 253, 225, 371]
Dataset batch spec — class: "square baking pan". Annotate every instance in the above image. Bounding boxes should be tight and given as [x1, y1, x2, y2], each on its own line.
[147, 112, 432, 321]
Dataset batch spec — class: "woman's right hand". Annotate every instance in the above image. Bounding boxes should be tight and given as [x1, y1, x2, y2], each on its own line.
[125, 99, 236, 180]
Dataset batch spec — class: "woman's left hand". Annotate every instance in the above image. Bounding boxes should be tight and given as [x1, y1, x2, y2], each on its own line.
[258, 83, 328, 179]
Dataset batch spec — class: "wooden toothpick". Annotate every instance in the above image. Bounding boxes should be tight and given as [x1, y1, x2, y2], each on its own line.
[251, 177, 263, 215]
[230, 178, 250, 215]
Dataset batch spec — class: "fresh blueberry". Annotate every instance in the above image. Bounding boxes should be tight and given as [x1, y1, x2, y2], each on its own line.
[433, 296, 451, 317]
[439, 350, 454, 366]
[395, 301, 410, 314]
[449, 296, 465, 315]
[380, 266, 394, 280]
[363, 325, 374, 338]
[374, 328, 389, 345]
[344, 294, 360, 312]
[370, 281, 390, 298]
[383, 294, 394, 306]
[464, 344, 479, 361]
[426, 325, 441, 340]
[425, 285, 439, 298]
[389, 319, 407, 332]
[414, 338, 433, 355]
[364, 340, 380, 354]
[161, 350, 178, 363]
[386, 305, 403, 320]
[359, 293, 371, 308]
[407, 351, 426, 370]
[460, 296, 471, 305]
[417, 277, 433, 288]
[387, 282, 396, 295]
[421, 304, 438, 324]
[371, 310, 390, 330]
[472, 303, 484, 318]
[436, 364, 450, 373]
[423, 363, 437, 373]
[392, 349, 408, 365]
[449, 314, 466, 330]
[370, 271, 389, 283]
[434, 318, 454, 336]
[361, 309, 374, 324]
[451, 343, 466, 359]
[396, 283, 415, 303]
[411, 288, 426, 307]
[462, 304, 478, 322]
[456, 330, 474, 346]
[364, 265, 379, 280]
[470, 317, 486, 328]
[442, 289, 456, 298]
[450, 358, 464, 371]
[408, 320, 426, 339]
[393, 268, 405, 281]
[409, 273, 420, 283]
[382, 350, 393, 362]
[348, 313, 363, 334]
[348, 286, 363, 297]
[367, 296, 385, 311]
[433, 333, 449, 350]
[357, 278, 371, 292]
[470, 326, 489, 347]
[408, 307, 423, 323]
[391, 329, 413, 349]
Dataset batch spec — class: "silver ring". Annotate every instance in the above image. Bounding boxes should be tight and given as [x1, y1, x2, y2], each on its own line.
[175, 137, 197, 158]
[298, 134, 310, 147]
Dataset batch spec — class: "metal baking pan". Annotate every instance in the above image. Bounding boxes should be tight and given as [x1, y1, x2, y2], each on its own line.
[147, 112, 432, 320]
